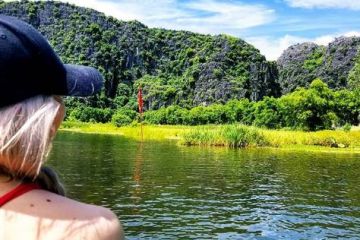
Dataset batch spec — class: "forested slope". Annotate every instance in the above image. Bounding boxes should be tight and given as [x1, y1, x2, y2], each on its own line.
[0, 0, 279, 110]
[0, 1, 358, 130]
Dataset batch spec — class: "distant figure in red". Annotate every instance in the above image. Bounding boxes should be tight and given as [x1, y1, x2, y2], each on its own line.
[138, 86, 144, 114]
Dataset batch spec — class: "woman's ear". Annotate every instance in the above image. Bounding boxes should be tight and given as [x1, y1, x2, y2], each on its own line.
[49, 124, 57, 140]
[51, 98, 65, 139]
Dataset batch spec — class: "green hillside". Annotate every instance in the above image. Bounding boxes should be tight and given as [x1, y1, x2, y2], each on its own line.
[0, 1, 359, 130]
[0, 0, 279, 111]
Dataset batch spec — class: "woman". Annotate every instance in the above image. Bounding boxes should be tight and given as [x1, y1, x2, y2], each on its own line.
[0, 15, 123, 239]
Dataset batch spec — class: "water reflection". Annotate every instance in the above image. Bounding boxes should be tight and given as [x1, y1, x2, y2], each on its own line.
[48, 132, 360, 239]
[131, 142, 144, 214]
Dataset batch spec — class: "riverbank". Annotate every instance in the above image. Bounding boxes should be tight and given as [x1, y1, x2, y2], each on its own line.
[60, 122, 360, 153]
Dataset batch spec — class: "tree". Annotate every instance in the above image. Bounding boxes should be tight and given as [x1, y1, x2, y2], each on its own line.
[253, 97, 281, 128]
[279, 79, 338, 130]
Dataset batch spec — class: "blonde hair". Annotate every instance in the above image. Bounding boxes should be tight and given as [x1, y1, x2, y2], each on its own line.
[0, 95, 61, 179]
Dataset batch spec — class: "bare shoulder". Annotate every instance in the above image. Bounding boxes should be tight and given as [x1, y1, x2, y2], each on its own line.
[5, 189, 125, 240]
[43, 191, 124, 240]
[69, 202, 124, 240]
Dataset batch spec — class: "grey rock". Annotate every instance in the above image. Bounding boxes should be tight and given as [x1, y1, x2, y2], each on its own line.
[277, 37, 360, 94]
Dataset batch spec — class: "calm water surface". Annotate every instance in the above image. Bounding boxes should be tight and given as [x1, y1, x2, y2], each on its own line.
[48, 132, 360, 239]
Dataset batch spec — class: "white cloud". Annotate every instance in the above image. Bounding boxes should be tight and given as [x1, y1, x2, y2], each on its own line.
[247, 31, 360, 61]
[55, 0, 189, 23]
[246, 35, 309, 61]
[21, 0, 275, 34]
[181, 1, 275, 31]
[343, 31, 360, 37]
[312, 31, 360, 45]
[284, 0, 360, 10]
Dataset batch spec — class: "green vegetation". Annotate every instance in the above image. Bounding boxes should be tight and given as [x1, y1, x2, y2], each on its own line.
[139, 79, 358, 131]
[183, 125, 268, 148]
[60, 122, 360, 152]
[303, 47, 325, 71]
[182, 124, 360, 150]
[111, 108, 137, 127]
[60, 122, 188, 140]
[278, 39, 360, 94]
[68, 107, 113, 123]
[348, 54, 360, 89]
[1, 1, 359, 152]
[0, 1, 278, 113]
[64, 79, 359, 131]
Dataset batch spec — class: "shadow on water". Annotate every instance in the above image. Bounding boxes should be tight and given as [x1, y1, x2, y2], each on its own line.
[48, 132, 360, 239]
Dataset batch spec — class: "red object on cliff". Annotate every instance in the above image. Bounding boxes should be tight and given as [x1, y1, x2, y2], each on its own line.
[137, 86, 143, 114]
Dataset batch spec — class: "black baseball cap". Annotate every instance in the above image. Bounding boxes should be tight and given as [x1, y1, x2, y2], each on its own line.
[0, 15, 103, 108]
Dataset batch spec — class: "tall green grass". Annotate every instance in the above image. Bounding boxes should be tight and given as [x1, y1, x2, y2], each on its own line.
[182, 125, 268, 148]
[60, 121, 191, 140]
[182, 125, 360, 151]
[60, 121, 360, 152]
[262, 128, 360, 148]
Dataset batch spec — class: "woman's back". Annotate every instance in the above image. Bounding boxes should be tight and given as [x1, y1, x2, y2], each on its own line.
[0, 181, 123, 240]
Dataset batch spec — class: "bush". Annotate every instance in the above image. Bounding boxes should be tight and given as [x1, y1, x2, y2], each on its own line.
[165, 105, 189, 125]
[221, 125, 267, 147]
[114, 107, 137, 120]
[278, 79, 338, 130]
[112, 112, 132, 127]
[143, 108, 167, 124]
[223, 99, 252, 123]
[333, 89, 359, 126]
[68, 107, 113, 123]
[187, 105, 226, 125]
[343, 123, 352, 132]
[252, 97, 281, 128]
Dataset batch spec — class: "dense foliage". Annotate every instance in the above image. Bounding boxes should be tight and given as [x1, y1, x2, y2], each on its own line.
[0, 1, 279, 111]
[65, 79, 359, 131]
[142, 79, 359, 131]
[0, 1, 358, 131]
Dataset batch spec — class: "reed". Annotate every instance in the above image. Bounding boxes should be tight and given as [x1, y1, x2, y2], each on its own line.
[261, 128, 360, 149]
[60, 121, 360, 152]
[60, 121, 191, 140]
[182, 125, 268, 147]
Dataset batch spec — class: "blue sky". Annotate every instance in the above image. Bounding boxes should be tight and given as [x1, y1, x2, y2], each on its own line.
[15, 0, 360, 60]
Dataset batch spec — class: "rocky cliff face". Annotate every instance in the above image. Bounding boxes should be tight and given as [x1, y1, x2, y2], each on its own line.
[192, 36, 280, 105]
[277, 42, 319, 93]
[0, 1, 280, 110]
[277, 37, 360, 94]
[319, 37, 360, 88]
[248, 61, 280, 101]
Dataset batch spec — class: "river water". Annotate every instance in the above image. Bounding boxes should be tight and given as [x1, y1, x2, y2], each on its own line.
[48, 132, 360, 239]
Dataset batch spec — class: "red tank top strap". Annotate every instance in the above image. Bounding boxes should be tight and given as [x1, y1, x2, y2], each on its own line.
[0, 183, 41, 207]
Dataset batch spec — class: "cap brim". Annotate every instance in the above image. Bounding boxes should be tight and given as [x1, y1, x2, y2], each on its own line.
[64, 64, 103, 96]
